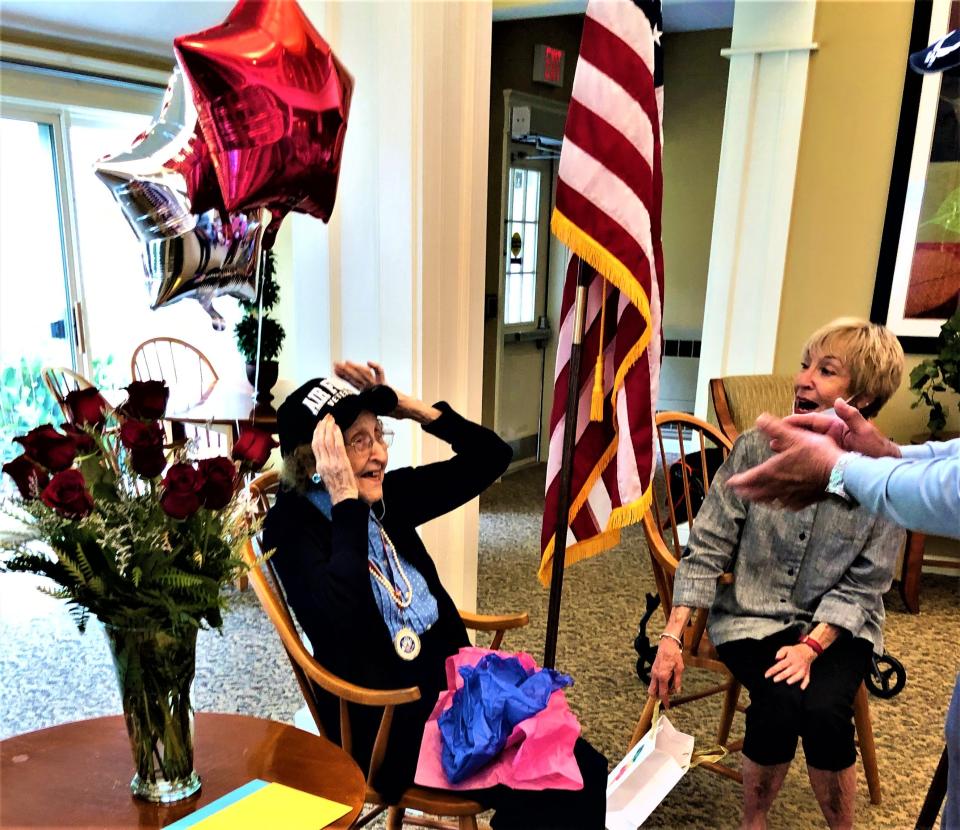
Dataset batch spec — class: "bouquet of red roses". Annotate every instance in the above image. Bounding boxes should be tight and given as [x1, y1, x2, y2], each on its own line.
[1, 380, 276, 632]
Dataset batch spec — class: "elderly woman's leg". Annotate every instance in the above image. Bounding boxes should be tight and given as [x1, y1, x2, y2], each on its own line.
[800, 636, 873, 830]
[742, 758, 791, 829]
[717, 631, 805, 829]
[807, 765, 856, 829]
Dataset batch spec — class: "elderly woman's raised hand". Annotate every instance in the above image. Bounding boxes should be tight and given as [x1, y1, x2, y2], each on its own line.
[334, 360, 387, 392]
[312, 414, 359, 504]
[334, 360, 442, 425]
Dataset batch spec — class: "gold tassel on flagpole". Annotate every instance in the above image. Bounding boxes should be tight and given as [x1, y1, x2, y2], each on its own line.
[590, 279, 606, 421]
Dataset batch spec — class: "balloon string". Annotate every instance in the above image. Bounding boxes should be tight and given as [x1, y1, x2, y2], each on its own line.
[252, 248, 265, 403]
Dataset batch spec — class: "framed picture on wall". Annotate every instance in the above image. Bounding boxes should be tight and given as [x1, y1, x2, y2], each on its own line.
[873, 0, 960, 353]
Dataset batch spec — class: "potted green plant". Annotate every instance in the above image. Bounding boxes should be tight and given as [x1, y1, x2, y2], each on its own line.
[909, 310, 960, 437]
[235, 249, 285, 402]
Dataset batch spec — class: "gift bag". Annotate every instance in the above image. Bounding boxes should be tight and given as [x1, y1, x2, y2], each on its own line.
[415, 647, 584, 792]
[605, 703, 726, 830]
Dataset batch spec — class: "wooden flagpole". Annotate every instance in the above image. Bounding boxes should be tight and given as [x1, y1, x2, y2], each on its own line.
[543, 260, 591, 669]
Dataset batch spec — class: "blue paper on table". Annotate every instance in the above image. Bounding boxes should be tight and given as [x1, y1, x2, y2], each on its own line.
[438, 653, 573, 783]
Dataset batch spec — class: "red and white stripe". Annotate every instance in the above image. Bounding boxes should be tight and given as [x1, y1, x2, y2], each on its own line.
[539, 0, 664, 584]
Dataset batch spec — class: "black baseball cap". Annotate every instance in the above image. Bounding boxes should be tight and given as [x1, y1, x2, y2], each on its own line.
[277, 377, 398, 455]
[909, 29, 960, 75]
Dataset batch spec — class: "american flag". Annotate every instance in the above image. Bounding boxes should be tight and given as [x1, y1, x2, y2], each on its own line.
[539, 0, 664, 585]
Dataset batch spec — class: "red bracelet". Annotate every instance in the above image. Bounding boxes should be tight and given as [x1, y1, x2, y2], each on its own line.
[799, 634, 824, 656]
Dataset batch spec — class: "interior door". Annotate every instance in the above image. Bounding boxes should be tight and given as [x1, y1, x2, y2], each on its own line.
[496, 152, 553, 468]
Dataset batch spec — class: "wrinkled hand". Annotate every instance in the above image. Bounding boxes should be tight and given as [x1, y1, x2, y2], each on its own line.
[334, 359, 439, 424]
[312, 414, 358, 504]
[782, 398, 900, 459]
[726, 414, 844, 509]
[648, 640, 684, 708]
[765, 644, 816, 689]
[334, 360, 387, 392]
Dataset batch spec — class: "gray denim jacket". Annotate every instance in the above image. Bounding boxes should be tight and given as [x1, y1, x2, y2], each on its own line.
[672, 429, 905, 655]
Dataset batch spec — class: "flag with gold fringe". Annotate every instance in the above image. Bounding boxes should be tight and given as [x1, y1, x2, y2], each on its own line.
[539, 0, 664, 585]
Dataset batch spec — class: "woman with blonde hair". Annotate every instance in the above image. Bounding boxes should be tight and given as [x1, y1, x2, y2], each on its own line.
[649, 318, 905, 830]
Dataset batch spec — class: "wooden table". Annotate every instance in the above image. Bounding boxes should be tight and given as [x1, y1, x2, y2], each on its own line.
[0, 712, 366, 829]
[166, 380, 296, 441]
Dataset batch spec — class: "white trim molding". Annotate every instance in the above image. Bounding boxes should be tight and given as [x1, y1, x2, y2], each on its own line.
[281, 1, 493, 611]
[695, 1, 818, 417]
[414, 1, 492, 612]
[0, 41, 170, 88]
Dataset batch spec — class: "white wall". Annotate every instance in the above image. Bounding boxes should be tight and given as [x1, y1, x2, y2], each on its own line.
[695, 0, 817, 416]
[274, 0, 492, 610]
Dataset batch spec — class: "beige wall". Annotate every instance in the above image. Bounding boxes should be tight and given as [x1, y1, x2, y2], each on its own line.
[775, 0, 959, 558]
[482, 22, 732, 425]
[661, 27, 731, 336]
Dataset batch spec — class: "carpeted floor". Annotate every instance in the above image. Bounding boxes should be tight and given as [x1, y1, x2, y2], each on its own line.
[1, 462, 957, 828]
[477, 464, 958, 830]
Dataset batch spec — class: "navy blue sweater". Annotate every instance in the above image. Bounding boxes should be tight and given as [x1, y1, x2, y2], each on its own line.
[263, 403, 512, 801]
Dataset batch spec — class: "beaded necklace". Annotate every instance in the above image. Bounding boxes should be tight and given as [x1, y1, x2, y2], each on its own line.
[367, 523, 414, 609]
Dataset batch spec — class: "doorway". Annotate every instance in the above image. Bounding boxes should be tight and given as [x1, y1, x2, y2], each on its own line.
[489, 91, 568, 471]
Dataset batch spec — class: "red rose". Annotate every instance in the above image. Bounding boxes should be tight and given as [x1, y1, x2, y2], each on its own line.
[64, 387, 108, 428]
[61, 423, 97, 455]
[40, 469, 94, 518]
[120, 419, 164, 451]
[160, 463, 201, 520]
[123, 380, 169, 420]
[131, 447, 167, 479]
[2, 455, 49, 499]
[15, 425, 77, 472]
[197, 457, 237, 509]
[232, 428, 277, 471]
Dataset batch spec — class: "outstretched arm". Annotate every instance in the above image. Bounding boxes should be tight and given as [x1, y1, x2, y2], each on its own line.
[725, 415, 842, 509]
[842, 447, 960, 539]
[728, 403, 960, 537]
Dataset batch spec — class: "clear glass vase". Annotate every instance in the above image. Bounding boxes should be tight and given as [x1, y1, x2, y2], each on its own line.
[103, 624, 201, 803]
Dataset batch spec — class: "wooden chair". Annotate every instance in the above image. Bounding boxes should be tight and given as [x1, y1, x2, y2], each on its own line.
[631, 411, 882, 803]
[41, 366, 94, 422]
[246, 471, 530, 830]
[130, 337, 227, 457]
[631, 412, 742, 783]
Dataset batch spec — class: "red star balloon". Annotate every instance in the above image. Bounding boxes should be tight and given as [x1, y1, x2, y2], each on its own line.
[175, 0, 353, 245]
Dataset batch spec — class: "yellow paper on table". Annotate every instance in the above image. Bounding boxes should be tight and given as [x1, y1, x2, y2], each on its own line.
[164, 779, 351, 830]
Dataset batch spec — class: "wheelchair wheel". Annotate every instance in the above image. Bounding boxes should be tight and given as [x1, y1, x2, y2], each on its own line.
[865, 653, 906, 699]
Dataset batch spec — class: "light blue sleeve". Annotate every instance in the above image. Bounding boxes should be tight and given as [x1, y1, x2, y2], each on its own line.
[897, 439, 960, 461]
[843, 439, 960, 539]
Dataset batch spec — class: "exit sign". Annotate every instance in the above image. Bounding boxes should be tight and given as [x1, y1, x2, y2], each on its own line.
[533, 44, 565, 87]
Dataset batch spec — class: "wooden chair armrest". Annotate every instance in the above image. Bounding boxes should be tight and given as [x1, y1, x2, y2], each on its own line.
[301, 659, 421, 708]
[458, 610, 529, 631]
[458, 610, 529, 651]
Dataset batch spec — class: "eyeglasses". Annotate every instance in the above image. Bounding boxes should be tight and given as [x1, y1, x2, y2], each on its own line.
[346, 421, 394, 455]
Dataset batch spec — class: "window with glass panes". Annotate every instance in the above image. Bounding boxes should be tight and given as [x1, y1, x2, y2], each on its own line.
[503, 167, 541, 326]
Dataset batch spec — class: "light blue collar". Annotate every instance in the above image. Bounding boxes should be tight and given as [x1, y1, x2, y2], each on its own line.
[305, 490, 438, 645]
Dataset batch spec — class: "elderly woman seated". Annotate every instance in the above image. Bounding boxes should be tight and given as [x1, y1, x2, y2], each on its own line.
[264, 361, 607, 830]
[648, 319, 906, 830]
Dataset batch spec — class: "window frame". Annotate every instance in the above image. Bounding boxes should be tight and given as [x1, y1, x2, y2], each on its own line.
[1, 60, 168, 378]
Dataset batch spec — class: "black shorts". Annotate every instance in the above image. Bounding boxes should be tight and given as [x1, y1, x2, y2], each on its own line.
[716, 627, 873, 771]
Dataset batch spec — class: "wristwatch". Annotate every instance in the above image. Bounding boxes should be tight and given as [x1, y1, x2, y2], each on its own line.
[826, 452, 861, 502]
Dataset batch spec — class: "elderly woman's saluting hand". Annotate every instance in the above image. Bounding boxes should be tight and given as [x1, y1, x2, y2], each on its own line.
[311, 414, 359, 504]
